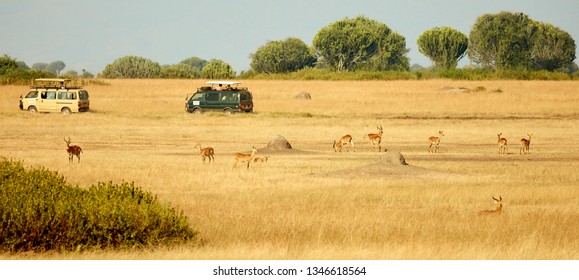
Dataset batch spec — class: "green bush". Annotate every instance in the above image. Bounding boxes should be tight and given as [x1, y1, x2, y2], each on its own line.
[0, 159, 197, 253]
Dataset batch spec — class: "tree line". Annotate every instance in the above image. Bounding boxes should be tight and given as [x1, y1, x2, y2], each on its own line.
[1, 11, 576, 82]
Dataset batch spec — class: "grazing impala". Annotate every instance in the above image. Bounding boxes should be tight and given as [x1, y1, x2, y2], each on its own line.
[520, 133, 533, 155]
[364, 126, 383, 152]
[428, 130, 444, 153]
[497, 133, 508, 154]
[233, 146, 258, 169]
[194, 143, 215, 163]
[479, 196, 503, 215]
[333, 134, 354, 152]
[64, 136, 82, 163]
[253, 156, 270, 163]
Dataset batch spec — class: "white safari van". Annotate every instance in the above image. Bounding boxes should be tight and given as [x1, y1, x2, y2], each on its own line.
[19, 78, 90, 114]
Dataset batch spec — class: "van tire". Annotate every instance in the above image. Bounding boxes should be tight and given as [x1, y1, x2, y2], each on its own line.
[193, 108, 202, 115]
[61, 107, 72, 115]
[28, 106, 38, 113]
[224, 108, 233, 115]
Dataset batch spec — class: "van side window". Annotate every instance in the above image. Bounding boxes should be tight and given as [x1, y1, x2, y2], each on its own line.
[45, 91, 56, 100]
[205, 92, 219, 101]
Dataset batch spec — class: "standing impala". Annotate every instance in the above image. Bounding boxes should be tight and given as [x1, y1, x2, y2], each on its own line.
[64, 136, 83, 163]
[428, 130, 444, 153]
[497, 133, 508, 154]
[233, 146, 258, 169]
[333, 134, 354, 152]
[520, 133, 533, 155]
[194, 143, 215, 163]
[479, 196, 503, 215]
[364, 126, 383, 152]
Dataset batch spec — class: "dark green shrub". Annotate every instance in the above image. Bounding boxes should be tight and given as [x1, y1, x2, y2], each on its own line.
[0, 159, 197, 253]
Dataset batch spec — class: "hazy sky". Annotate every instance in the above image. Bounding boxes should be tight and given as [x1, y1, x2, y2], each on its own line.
[1, 0, 577, 74]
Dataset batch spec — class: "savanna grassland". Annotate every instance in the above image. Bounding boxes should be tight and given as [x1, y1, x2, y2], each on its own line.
[0, 79, 578, 259]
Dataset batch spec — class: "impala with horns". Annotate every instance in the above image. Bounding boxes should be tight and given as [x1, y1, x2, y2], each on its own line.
[64, 136, 83, 163]
[479, 196, 503, 215]
[194, 143, 215, 163]
[364, 126, 383, 152]
[233, 146, 258, 169]
[333, 134, 354, 152]
[520, 133, 533, 155]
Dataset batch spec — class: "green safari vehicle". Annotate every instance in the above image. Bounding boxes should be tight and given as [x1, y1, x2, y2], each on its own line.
[185, 81, 253, 114]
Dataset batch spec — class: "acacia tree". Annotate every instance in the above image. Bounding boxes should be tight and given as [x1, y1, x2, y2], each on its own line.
[100, 56, 161, 78]
[468, 12, 533, 70]
[250, 37, 316, 73]
[46, 60, 66, 75]
[200, 59, 235, 79]
[530, 22, 576, 71]
[417, 27, 468, 70]
[313, 16, 408, 72]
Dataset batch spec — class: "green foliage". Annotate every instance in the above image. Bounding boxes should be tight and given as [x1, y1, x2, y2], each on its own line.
[179, 57, 208, 70]
[45, 61, 66, 75]
[417, 27, 468, 70]
[161, 63, 201, 79]
[244, 67, 417, 80]
[31, 62, 48, 71]
[201, 59, 235, 79]
[0, 54, 19, 75]
[250, 37, 316, 74]
[469, 12, 533, 70]
[100, 56, 162, 79]
[530, 22, 576, 71]
[0, 159, 197, 253]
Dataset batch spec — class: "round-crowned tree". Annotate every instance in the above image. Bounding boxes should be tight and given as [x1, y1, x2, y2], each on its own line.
[250, 37, 316, 73]
[200, 59, 235, 79]
[100, 56, 162, 78]
[417, 27, 468, 70]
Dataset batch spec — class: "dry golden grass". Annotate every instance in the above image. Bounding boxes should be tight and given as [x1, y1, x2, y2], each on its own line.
[1, 79, 578, 259]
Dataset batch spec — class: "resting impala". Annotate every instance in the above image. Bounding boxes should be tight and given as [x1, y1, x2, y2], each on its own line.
[364, 126, 383, 152]
[520, 133, 533, 155]
[64, 136, 83, 163]
[479, 196, 503, 215]
[194, 143, 215, 163]
[233, 146, 258, 169]
[497, 133, 508, 154]
[428, 131, 444, 153]
[253, 156, 270, 163]
[333, 134, 354, 152]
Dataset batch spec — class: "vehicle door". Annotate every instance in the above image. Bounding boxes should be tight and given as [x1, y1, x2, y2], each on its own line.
[56, 90, 75, 111]
[204, 92, 221, 110]
[219, 91, 238, 109]
[21, 90, 39, 110]
[38, 90, 58, 112]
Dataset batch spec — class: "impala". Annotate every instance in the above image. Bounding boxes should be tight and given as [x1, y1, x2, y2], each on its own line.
[497, 133, 508, 154]
[520, 133, 533, 155]
[333, 134, 354, 152]
[428, 130, 444, 153]
[233, 146, 258, 169]
[479, 196, 503, 215]
[64, 136, 83, 163]
[194, 143, 215, 163]
[253, 156, 270, 163]
[364, 126, 383, 152]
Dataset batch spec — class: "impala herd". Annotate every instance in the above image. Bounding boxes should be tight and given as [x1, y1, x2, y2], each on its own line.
[62, 127, 533, 214]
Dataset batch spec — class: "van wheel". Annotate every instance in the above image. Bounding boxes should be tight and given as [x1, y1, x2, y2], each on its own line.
[193, 108, 202, 115]
[61, 107, 72, 115]
[224, 108, 233, 115]
[28, 106, 38, 113]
